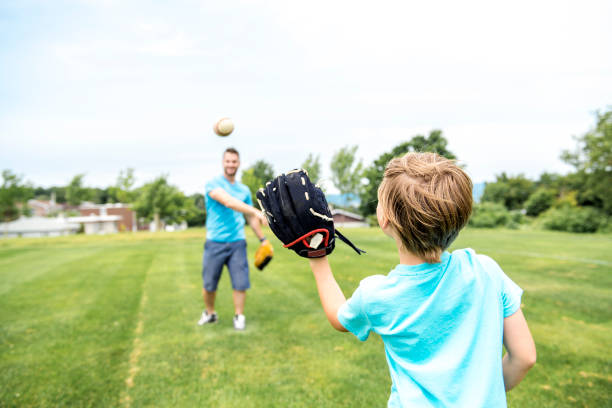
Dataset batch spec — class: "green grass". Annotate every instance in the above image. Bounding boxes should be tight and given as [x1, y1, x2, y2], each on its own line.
[0, 228, 610, 407]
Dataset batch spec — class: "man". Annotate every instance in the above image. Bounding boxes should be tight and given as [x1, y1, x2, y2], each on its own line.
[198, 147, 269, 330]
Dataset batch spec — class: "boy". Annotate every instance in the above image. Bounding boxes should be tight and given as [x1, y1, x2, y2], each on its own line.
[309, 152, 536, 407]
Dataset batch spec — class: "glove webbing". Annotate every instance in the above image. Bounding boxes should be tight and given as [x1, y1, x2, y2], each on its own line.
[335, 229, 366, 255]
[283, 227, 365, 256]
[283, 228, 330, 250]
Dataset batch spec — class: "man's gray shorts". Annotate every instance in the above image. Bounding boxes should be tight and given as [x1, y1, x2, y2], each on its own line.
[202, 240, 250, 291]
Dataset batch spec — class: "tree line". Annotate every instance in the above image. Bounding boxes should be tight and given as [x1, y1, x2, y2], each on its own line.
[471, 110, 611, 233]
[2, 109, 610, 233]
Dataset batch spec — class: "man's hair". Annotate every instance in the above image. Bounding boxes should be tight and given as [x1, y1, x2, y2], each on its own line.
[224, 147, 240, 157]
[378, 152, 472, 263]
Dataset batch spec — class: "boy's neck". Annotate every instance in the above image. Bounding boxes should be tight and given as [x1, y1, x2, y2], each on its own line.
[396, 242, 427, 266]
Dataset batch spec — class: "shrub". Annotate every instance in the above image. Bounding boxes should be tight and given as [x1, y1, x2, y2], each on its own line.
[366, 214, 379, 227]
[469, 202, 512, 228]
[540, 206, 604, 233]
[506, 210, 526, 229]
[525, 188, 557, 216]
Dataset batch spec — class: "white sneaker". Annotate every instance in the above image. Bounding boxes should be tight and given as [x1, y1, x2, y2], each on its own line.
[233, 314, 246, 330]
[198, 311, 218, 325]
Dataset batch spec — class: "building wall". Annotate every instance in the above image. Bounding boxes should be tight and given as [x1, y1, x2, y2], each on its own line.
[107, 208, 134, 232]
[333, 214, 362, 223]
[83, 221, 118, 235]
[80, 206, 135, 232]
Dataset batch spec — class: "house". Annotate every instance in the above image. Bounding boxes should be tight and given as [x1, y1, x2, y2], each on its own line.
[331, 209, 368, 228]
[27, 198, 63, 217]
[67, 214, 122, 235]
[78, 203, 136, 232]
[0, 216, 80, 238]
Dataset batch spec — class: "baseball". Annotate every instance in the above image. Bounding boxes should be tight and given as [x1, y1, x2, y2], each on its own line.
[214, 117, 234, 137]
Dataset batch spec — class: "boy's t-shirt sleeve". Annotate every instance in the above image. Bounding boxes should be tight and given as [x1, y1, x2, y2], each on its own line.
[478, 253, 524, 318]
[500, 269, 523, 317]
[337, 285, 372, 341]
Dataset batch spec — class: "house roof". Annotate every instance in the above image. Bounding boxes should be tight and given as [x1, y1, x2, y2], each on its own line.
[0, 217, 80, 233]
[331, 209, 364, 221]
[79, 203, 132, 209]
[27, 199, 62, 210]
[68, 215, 122, 223]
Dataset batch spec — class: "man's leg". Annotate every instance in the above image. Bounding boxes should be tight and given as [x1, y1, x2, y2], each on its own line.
[203, 288, 217, 314]
[227, 240, 250, 330]
[232, 290, 246, 315]
[199, 241, 226, 325]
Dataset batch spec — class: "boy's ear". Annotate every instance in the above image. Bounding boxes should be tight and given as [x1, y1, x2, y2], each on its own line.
[380, 218, 389, 229]
[378, 212, 390, 230]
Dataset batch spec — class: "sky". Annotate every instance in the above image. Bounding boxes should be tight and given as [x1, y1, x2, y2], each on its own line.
[1, 0, 611, 195]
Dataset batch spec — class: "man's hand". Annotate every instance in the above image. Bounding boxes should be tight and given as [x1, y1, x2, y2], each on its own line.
[250, 209, 268, 226]
[254, 239, 274, 270]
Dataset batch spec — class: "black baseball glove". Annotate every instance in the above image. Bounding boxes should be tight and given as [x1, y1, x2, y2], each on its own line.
[256, 169, 365, 258]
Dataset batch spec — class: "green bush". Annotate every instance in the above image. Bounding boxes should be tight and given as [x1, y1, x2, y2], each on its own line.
[540, 206, 605, 233]
[525, 188, 556, 216]
[469, 202, 512, 228]
[366, 214, 379, 227]
[506, 210, 525, 229]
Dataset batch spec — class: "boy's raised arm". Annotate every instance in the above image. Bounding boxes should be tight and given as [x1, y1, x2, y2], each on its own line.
[308, 257, 348, 332]
[502, 308, 537, 391]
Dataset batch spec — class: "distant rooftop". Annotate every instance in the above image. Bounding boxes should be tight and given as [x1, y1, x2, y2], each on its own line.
[0, 217, 80, 233]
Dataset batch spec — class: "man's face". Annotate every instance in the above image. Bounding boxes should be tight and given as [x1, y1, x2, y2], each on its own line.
[222, 152, 240, 178]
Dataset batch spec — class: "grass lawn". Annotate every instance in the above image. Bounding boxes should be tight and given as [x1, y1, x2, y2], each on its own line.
[1, 228, 610, 407]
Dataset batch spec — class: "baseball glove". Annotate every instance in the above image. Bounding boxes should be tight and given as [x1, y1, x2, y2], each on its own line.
[254, 240, 274, 270]
[255, 169, 365, 258]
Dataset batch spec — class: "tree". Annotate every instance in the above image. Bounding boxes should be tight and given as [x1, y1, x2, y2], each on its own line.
[481, 173, 535, 210]
[330, 145, 364, 197]
[241, 160, 275, 209]
[0, 170, 33, 222]
[561, 109, 612, 214]
[184, 193, 206, 227]
[403, 130, 456, 159]
[359, 130, 457, 216]
[66, 174, 92, 206]
[108, 168, 137, 203]
[133, 175, 187, 231]
[301, 153, 322, 185]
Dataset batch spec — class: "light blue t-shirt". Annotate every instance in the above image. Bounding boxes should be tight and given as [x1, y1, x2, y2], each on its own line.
[204, 175, 253, 242]
[337, 248, 523, 408]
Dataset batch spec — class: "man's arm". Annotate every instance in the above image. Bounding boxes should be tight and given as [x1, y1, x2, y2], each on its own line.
[246, 211, 266, 241]
[308, 256, 348, 332]
[209, 188, 260, 217]
[502, 308, 536, 391]
[209, 187, 267, 239]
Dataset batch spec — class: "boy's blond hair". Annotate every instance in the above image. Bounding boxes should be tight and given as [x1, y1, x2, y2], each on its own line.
[378, 152, 473, 263]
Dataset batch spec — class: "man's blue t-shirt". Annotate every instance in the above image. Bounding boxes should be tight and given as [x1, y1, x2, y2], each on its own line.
[204, 175, 253, 242]
[337, 248, 523, 408]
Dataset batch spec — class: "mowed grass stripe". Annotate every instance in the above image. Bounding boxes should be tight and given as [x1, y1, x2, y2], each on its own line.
[120, 237, 207, 407]
[0, 246, 105, 297]
[0, 242, 157, 407]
